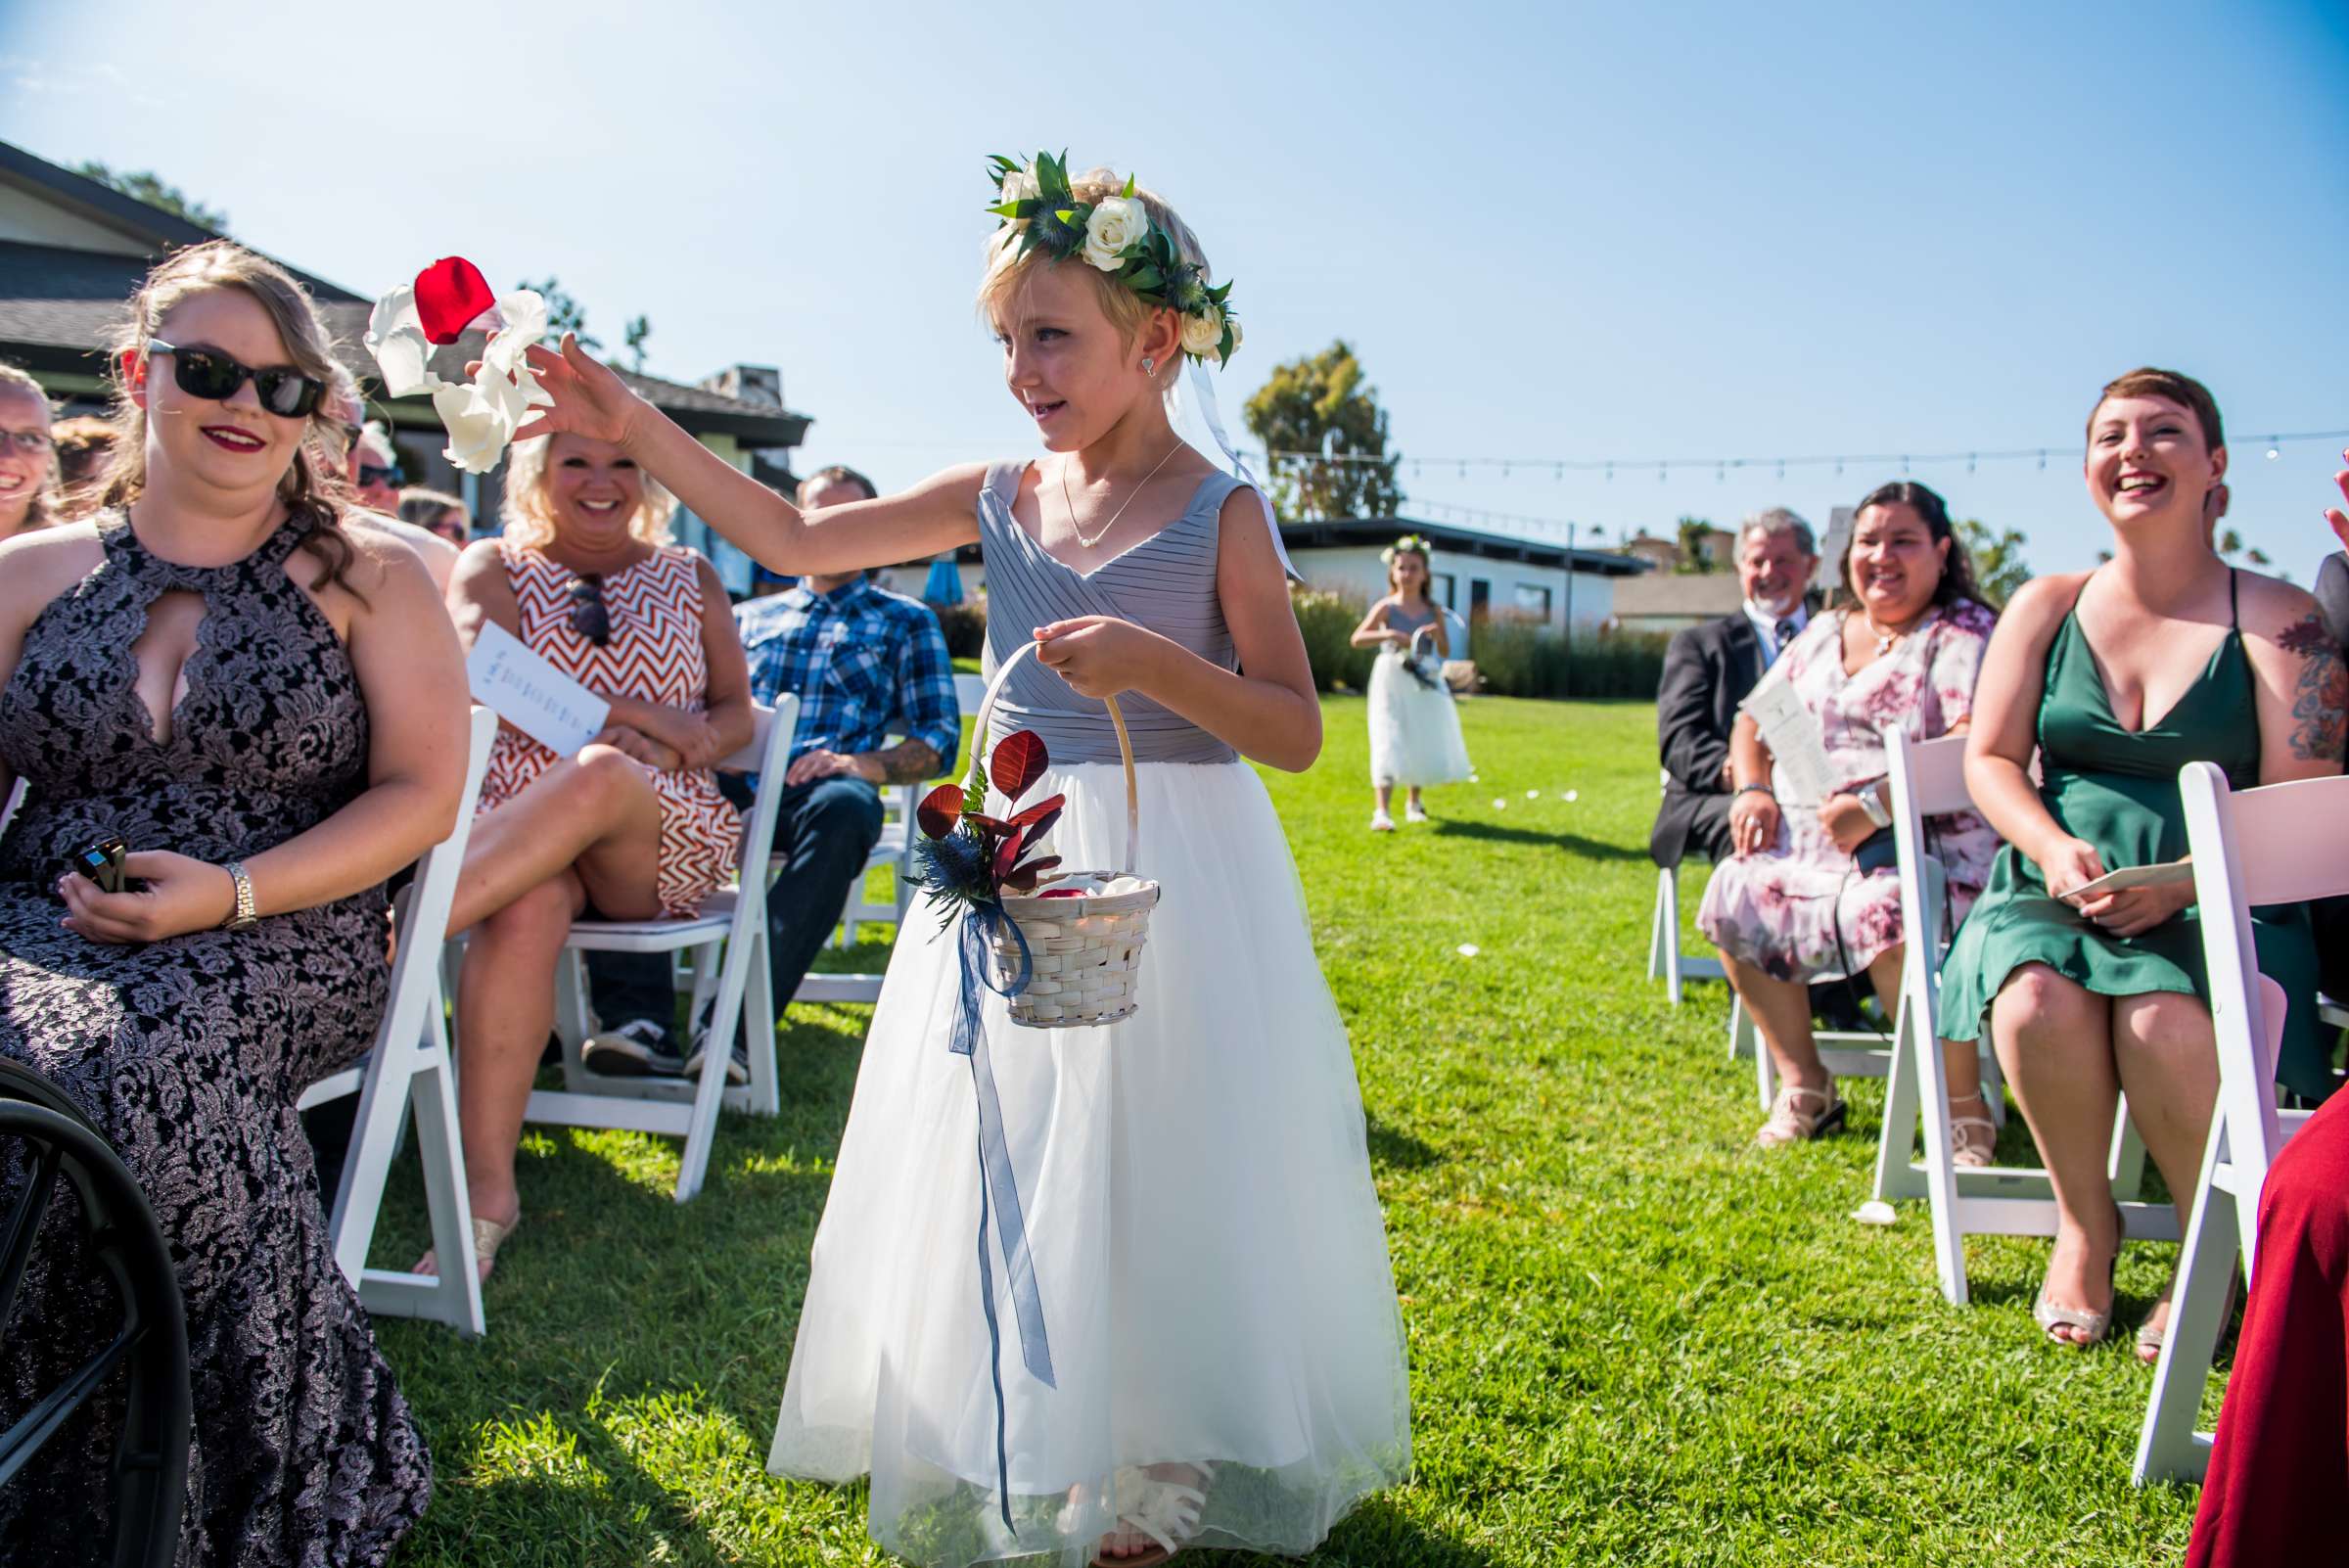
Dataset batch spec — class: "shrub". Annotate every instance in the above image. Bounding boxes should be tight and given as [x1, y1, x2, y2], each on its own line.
[1469, 617, 1670, 701]
[1291, 586, 1378, 692]
[929, 595, 988, 661]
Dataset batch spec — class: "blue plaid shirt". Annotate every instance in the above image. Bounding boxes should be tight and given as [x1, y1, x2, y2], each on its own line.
[733, 580, 960, 772]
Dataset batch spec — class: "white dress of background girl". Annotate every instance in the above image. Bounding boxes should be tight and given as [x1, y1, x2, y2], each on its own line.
[506, 155, 1410, 1568]
[1353, 535, 1472, 829]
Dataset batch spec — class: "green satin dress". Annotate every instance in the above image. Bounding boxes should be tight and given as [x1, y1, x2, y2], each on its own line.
[1938, 574, 2329, 1099]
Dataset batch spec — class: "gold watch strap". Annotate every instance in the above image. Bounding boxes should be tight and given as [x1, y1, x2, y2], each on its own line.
[221, 860, 257, 929]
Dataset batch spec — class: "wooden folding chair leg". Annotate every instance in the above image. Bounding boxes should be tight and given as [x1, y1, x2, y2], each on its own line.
[2134, 1123, 2235, 1484]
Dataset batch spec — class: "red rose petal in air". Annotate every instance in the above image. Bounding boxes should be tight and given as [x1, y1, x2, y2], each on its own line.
[414, 256, 497, 345]
[916, 783, 966, 840]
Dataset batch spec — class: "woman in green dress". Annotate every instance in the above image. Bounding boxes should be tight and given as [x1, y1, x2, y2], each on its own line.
[1939, 368, 2346, 1358]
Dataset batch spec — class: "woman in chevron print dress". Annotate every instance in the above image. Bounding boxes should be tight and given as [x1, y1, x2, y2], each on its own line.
[433, 431, 754, 1279]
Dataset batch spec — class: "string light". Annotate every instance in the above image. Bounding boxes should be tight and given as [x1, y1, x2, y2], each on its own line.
[2268, 436, 2281, 460]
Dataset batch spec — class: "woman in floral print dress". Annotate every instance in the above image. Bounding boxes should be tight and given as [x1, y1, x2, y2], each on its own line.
[1698, 483, 2001, 1153]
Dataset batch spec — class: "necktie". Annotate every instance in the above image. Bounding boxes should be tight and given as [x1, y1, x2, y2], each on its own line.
[1773, 617, 1799, 658]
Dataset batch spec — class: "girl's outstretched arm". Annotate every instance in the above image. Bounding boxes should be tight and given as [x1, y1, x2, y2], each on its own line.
[1033, 488, 1322, 772]
[511, 335, 981, 575]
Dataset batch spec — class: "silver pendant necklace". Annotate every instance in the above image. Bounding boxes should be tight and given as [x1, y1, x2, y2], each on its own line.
[1059, 440, 1184, 550]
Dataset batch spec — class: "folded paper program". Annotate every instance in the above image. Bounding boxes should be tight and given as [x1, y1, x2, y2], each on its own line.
[365, 260, 553, 474]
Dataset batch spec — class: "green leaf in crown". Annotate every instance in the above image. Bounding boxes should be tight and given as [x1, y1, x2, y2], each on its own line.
[984, 151, 1243, 370]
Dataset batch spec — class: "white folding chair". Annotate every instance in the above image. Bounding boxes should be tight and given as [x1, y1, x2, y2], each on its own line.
[522, 696, 800, 1204]
[1647, 767, 1727, 1006]
[296, 705, 497, 1335]
[2135, 764, 2349, 1484]
[836, 768, 919, 946]
[1867, 729, 2168, 1304]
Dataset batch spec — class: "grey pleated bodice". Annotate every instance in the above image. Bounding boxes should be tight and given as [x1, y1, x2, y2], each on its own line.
[977, 460, 1246, 765]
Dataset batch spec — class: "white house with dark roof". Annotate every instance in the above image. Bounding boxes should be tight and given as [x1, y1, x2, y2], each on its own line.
[0, 139, 808, 589]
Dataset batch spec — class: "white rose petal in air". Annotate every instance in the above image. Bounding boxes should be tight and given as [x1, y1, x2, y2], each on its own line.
[1082, 196, 1148, 271]
[362, 285, 448, 398]
[1180, 306, 1225, 360]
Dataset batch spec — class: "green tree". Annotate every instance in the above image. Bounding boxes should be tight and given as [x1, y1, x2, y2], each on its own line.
[1242, 340, 1403, 522]
[1672, 516, 1719, 575]
[1956, 517, 2032, 608]
[516, 277, 603, 351]
[623, 314, 653, 373]
[2215, 528, 2274, 570]
[74, 161, 226, 230]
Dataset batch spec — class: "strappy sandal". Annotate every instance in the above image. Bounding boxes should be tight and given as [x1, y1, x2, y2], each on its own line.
[1091, 1462, 1213, 1567]
[2135, 1273, 2238, 1365]
[1948, 1093, 1998, 1169]
[2034, 1248, 2116, 1349]
[416, 1211, 521, 1285]
[1756, 1084, 1845, 1149]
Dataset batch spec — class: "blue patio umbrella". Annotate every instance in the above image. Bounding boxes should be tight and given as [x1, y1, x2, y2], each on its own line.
[923, 555, 964, 605]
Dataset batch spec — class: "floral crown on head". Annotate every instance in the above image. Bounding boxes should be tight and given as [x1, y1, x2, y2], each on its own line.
[987, 151, 1240, 369]
[1381, 533, 1433, 564]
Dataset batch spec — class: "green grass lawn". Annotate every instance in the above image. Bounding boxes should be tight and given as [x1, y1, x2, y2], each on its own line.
[373, 695, 2211, 1566]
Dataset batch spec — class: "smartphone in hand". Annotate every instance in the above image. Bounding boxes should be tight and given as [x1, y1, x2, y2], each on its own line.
[69, 836, 129, 895]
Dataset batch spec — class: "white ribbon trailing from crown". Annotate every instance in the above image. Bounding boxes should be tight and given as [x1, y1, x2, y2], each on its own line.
[1164, 359, 1300, 583]
[364, 284, 552, 475]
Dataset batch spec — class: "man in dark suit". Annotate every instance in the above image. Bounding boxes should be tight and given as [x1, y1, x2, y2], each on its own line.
[1650, 508, 1820, 868]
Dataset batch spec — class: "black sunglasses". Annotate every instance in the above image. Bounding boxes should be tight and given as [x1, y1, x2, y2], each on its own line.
[567, 575, 611, 646]
[147, 339, 327, 419]
[357, 463, 405, 488]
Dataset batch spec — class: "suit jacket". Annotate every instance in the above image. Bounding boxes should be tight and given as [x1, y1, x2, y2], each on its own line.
[1650, 613, 1766, 867]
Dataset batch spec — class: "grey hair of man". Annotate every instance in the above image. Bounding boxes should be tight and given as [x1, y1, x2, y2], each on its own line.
[1737, 506, 1817, 558]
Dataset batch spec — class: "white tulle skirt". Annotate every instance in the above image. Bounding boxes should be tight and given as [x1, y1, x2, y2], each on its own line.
[1365, 647, 1473, 788]
[768, 761, 1411, 1566]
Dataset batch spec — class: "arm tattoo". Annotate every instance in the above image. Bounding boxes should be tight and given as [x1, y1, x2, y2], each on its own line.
[862, 738, 944, 786]
[2280, 613, 2349, 762]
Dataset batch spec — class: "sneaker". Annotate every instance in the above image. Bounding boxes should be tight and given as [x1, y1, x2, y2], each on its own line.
[1369, 808, 1396, 832]
[581, 1018, 685, 1078]
[684, 1033, 752, 1087]
[1404, 801, 1429, 824]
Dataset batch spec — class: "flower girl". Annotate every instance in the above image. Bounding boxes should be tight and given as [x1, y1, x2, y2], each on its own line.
[511, 153, 1410, 1566]
[1351, 534, 1473, 829]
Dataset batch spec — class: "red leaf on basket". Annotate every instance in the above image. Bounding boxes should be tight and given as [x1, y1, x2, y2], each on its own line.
[992, 831, 1025, 886]
[990, 730, 1049, 804]
[916, 783, 965, 840]
[964, 813, 1015, 844]
[1018, 807, 1063, 858]
[1006, 792, 1065, 828]
[414, 256, 497, 345]
[1002, 855, 1062, 893]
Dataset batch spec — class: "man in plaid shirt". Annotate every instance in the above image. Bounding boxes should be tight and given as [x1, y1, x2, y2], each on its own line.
[583, 466, 961, 1079]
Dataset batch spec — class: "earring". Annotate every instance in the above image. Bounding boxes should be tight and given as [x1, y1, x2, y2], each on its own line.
[1142, 357, 1155, 375]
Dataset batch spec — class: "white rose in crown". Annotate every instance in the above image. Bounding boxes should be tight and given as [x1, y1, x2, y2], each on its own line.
[1082, 197, 1147, 271]
[363, 256, 552, 475]
[1180, 306, 1225, 361]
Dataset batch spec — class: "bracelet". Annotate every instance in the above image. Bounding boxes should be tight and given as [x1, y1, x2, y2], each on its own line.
[1734, 783, 1775, 799]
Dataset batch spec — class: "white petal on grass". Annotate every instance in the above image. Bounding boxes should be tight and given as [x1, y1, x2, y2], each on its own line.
[1455, 944, 1481, 958]
[1852, 1200, 1899, 1226]
[1526, 789, 1541, 799]
[1492, 798, 1506, 809]
[1564, 789, 1580, 803]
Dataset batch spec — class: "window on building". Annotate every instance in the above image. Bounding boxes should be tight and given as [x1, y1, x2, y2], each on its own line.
[1514, 583, 1553, 622]
[1431, 572, 1455, 609]
[1469, 578, 1491, 620]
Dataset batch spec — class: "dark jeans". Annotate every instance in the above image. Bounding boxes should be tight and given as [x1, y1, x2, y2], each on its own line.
[586, 773, 888, 1037]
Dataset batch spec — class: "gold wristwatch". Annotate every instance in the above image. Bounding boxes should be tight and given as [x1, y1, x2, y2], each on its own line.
[221, 860, 258, 931]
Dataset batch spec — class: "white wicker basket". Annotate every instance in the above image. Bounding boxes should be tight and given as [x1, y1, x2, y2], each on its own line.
[972, 641, 1162, 1029]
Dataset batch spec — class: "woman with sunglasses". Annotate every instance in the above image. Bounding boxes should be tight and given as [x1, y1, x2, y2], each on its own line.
[0, 360, 59, 537]
[0, 241, 465, 1562]
[433, 430, 752, 1279]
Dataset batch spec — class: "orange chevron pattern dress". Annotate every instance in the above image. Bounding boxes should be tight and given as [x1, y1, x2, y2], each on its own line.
[478, 540, 742, 916]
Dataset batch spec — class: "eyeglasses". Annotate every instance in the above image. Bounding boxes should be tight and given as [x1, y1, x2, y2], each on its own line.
[357, 463, 405, 489]
[1, 428, 54, 455]
[566, 575, 610, 646]
[146, 340, 327, 419]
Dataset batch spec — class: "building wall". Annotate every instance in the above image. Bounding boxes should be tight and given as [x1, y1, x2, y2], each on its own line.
[0, 185, 141, 253]
[1289, 544, 1617, 632]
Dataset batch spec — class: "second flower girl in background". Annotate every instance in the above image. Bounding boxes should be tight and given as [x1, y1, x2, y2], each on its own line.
[1352, 533, 1473, 830]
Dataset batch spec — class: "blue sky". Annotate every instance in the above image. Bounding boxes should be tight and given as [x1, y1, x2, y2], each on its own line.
[4, 0, 2344, 576]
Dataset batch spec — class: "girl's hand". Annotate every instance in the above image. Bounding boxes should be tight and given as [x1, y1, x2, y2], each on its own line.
[1819, 793, 1878, 853]
[1728, 789, 1780, 857]
[1033, 616, 1160, 700]
[2326, 448, 2349, 552]
[593, 725, 684, 771]
[57, 852, 236, 945]
[2075, 878, 2194, 939]
[503, 334, 650, 449]
[2034, 836, 2110, 903]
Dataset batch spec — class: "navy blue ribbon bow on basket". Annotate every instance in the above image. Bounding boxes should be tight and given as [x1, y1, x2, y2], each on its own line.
[924, 639, 1162, 1534]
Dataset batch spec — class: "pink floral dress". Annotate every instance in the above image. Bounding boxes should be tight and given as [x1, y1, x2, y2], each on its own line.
[1696, 599, 2000, 984]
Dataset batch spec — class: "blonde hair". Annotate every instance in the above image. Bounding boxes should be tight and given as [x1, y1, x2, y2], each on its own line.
[100, 240, 361, 593]
[0, 362, 59, 531]
[976, 167, 1211, 347]
[497, 435, 676, 551]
